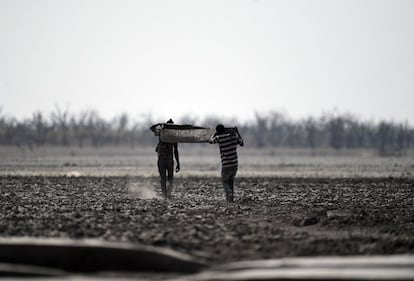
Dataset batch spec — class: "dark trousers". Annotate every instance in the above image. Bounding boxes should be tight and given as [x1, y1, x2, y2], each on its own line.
[158, 157, 174, 198]
[221, 165, 238, 202]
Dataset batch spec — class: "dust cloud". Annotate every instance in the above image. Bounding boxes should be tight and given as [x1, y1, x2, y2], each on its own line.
[128, 179, 160, 199]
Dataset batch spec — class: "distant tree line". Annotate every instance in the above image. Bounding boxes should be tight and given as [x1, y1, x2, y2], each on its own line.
[1, 107, 413, 156]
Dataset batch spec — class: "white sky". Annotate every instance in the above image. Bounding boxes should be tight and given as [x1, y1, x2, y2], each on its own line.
[1, 0, 414, 124]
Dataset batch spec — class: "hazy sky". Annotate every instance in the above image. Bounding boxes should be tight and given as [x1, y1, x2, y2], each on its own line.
[1, 0, 413, 123]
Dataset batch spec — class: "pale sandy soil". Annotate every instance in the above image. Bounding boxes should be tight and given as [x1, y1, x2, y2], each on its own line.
[1, 145, 413, 178]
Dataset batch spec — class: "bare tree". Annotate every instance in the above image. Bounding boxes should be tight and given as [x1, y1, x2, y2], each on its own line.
[252, 112, 268, 147]
[50, 104, 70, 146]
[328, 117, 345, 150]
[31, 111, 48, 146]
[377, 121, 395, 156]
[304, 117, 320, 149]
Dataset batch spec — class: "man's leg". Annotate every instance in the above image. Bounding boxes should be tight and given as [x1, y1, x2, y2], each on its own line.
[228, 166, 238, 202]
[158, 159, 167, 198]
[166, 159, 174, 198]
[228, 175, 234, 202]
[221, 167, 233, 202]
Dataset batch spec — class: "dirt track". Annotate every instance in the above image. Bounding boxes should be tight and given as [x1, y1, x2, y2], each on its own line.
[1, 176, 413, 264]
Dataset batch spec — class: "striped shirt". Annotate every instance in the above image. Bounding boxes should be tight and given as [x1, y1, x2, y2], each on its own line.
[210, 132, 243, 168]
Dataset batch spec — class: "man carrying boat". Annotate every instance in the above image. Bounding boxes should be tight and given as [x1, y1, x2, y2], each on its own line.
[150, 119, 180, 199]
[209, 124, 244, 203]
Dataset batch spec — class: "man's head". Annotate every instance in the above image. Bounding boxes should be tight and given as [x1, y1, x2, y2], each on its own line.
[166, 119, 174, 124]
[216, 124, 225, 134]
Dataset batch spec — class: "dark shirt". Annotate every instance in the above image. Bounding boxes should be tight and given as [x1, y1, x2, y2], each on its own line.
[156, 141, 177, 159]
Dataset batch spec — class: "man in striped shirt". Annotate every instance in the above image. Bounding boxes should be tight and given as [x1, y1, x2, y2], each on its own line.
[209, 124, 244, 202]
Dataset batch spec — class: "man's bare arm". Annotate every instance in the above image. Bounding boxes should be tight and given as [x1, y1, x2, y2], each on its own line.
[174, 143, 180, 172]
[150, 123, 163, 133]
